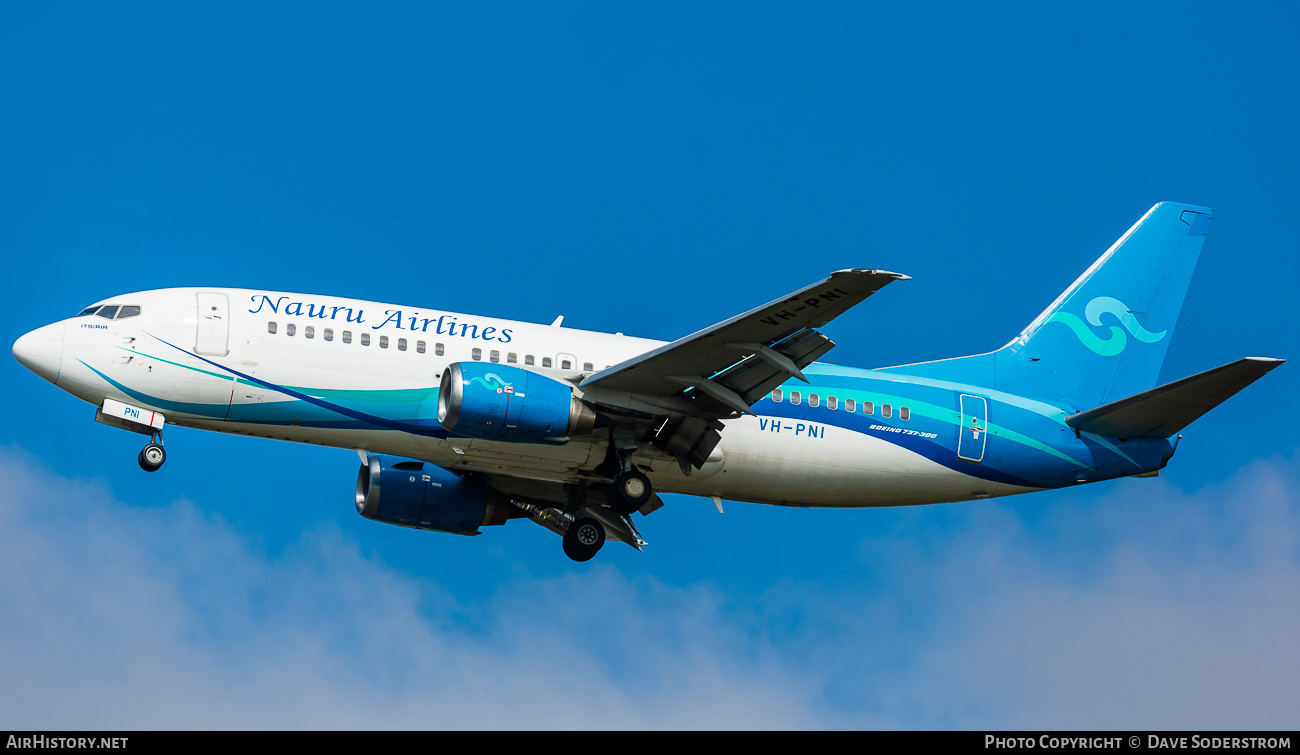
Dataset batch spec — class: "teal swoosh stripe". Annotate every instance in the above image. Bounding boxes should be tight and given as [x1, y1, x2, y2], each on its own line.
[118, 333, 449, 437]
[124, 345, 438, 401]
[797, 386, 1090, 469]
[79, 360, 231, 418]
[291, 385, 438, 403]
[122, 334, 1090, 471]
[118, 346, 237, 382]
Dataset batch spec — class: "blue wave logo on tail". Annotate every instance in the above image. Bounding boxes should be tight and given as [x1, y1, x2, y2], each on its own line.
[1045, 296, 1166, 356]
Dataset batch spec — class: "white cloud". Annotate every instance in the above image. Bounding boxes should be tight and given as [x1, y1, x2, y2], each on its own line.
[0, 446, 821, 730]
[847, 455, 1300, 728]
[0, 446, 1296, 729]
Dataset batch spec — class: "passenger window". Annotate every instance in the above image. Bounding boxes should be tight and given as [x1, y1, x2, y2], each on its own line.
[76, 306, 100, 317]
[360, 333, 369, 346]
[379, 336, 389, 348]
[305, 326, 315, 339]
[561, 359, 572, 370]
[508, 353, 517, 364]
[343, 331, 352, 344]
[416, 341, 426, 354]
[882, 404, 892, 418]
[900, 406, 910, 421]
[864, 401, 874, 415]
[583, 362, 593, 372]
[790, 391, 802, 405]
[96, 305, 119, 320]
[398, 338, 407, 351]
[490, 350, 500, 363]
[772, 389, 783, 402]
[117, 305, 141, 319]
[268, 322, 277, 334]
[543, 357, 553, 368]
[845, 398, 855, 413]
[472, 348, 482, 360]
[324, 329, 334, 341]
[827, 396, 838, 410]
[809, 394, 820, 408]
[526, 355, 535, 366]
[435, 343, 444, 356]
[286, 324, 296, 336]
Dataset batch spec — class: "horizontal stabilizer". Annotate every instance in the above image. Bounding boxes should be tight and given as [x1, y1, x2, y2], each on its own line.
[1065, 357, 1284, 438]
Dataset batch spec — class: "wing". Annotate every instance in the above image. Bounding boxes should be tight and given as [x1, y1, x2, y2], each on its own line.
[581, 268, 906, 413]
[577, 268, 907, 468]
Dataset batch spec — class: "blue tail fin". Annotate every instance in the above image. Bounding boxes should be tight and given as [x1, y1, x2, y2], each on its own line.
[881, 202, 1213, 408]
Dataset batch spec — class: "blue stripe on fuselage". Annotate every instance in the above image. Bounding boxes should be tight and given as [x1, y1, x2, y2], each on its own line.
[93, 335, 1168, 488]
[761, 365, 1172, 489]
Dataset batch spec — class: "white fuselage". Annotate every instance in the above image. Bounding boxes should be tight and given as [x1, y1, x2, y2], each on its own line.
[32, 287, 1036, 508]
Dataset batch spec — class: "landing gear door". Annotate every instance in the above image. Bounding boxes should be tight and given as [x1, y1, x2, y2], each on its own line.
[957, 393, 988, 463]
[195, 292, 230, 356]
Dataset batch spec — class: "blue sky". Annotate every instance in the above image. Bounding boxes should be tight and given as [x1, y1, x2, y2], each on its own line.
[2, 3, 1297, 729]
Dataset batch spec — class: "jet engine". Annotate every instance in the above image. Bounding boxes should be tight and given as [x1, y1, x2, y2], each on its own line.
[437, 362, 596, 443]
[355, 453, 509, 535]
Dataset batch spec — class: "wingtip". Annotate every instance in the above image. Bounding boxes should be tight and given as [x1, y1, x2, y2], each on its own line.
[831, 268, 910, 280]
[1155, 200, 1215, 214]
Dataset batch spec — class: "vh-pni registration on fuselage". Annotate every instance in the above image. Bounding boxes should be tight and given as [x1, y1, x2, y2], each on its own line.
[13, 203, 1283, 561]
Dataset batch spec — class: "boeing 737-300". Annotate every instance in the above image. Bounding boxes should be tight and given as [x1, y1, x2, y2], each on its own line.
[12, 202, 1283, 560]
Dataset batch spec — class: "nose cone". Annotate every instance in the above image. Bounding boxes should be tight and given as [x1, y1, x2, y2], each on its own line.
[14, 322, 64, 385]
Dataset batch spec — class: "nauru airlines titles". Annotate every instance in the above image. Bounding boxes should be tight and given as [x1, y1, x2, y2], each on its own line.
[249, 294, 518, 343]
[13, 203, 1283, 561]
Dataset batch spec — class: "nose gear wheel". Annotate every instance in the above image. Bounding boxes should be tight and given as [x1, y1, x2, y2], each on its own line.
[138, 442, 166, 472]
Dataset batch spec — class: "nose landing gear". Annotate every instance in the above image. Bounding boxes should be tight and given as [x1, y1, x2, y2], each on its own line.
[138, 433, 166, 472]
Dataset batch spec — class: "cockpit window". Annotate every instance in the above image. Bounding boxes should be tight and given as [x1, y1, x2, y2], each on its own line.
[79, 304, 141, 319]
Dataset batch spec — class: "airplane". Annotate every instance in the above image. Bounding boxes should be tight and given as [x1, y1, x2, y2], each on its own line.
[12, 202, 1284, 561]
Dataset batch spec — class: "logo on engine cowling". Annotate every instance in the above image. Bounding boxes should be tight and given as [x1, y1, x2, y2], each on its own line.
[469, 372, 513, 393]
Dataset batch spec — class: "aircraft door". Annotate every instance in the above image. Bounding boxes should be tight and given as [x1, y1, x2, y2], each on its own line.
[957, 393, 988, 463]
[195, 292, 230, 356]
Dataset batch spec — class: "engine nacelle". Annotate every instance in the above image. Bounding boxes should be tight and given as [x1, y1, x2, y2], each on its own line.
[355, 453, 508, 535]
[438, 362, 596, 443]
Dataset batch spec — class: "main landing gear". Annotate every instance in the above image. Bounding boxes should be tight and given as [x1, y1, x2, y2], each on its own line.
[558, 457, 657, 562]
[562, 516, 606, 562]
[607, 440, 654, 516]
[138, 433, 166, 472]
[610, 469, 652, 515]
[555, 440, 660, 562]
